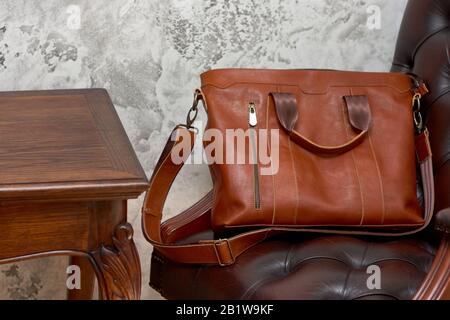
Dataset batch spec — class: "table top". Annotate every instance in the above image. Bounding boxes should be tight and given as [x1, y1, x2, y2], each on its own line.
[0, 89, 149, 201]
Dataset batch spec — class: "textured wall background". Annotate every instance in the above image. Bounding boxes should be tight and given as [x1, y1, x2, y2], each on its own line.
[0, 0, 407, 299]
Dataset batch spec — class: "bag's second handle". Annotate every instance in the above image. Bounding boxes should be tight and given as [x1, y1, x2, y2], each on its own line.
[271, 93, 372, 154]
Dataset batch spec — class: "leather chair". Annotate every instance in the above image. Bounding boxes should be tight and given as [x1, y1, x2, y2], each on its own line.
[149, 0, 450, 300]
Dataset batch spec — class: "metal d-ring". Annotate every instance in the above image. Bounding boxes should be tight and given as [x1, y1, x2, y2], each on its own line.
[186, 106, 198, 129]
[185, 90, 202, 129]
[414, 111, 423, 132]
[412, 92, 423, 132]
[412, 93, 422, 112]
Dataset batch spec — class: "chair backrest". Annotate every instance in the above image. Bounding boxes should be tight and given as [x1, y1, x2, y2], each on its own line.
[392, 0, 450, 212]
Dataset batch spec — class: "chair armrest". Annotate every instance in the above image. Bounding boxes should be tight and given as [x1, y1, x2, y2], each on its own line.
[433, 161, 450, 228]
[415, 159, 450, 300]
[414, 234, 450, 300]
[435, 208, 450, 233]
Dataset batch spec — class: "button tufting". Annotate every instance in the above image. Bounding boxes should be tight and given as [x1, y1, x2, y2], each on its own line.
[153, 235, 435, 300]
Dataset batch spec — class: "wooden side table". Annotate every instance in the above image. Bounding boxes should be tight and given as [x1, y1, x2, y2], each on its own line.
[0, 89, 149, 300]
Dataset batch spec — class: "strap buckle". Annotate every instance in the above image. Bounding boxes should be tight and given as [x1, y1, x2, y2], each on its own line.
[212, 239, 235, 267]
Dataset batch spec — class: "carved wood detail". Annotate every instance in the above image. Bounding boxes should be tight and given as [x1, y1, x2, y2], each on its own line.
[92, 223, 141, 300]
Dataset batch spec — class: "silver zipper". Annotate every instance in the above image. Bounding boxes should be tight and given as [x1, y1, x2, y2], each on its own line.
[248, 103, 261, 209]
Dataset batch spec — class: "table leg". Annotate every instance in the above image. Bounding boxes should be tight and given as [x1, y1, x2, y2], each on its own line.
[91, 222, 141, 300]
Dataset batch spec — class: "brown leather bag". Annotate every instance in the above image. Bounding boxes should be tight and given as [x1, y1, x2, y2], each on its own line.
[142, 69, 434, 266]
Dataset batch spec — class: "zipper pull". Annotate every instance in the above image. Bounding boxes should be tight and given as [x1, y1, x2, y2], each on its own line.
[248, 103, 258, 127]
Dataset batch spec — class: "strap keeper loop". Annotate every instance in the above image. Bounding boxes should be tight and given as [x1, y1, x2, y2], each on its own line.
[202, 239, 235, 267]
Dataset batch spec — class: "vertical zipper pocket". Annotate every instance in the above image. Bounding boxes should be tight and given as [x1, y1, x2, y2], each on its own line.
[248, 102, 261, 209]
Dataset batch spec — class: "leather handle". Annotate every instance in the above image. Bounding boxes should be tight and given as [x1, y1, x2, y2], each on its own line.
[270, 93, 372, 154]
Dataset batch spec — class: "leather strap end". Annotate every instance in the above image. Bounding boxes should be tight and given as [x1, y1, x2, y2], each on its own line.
[415, 130, 432, 163]
[343, 95, 372, 131]
[270, 92, 298, 133]
[417, 83, 429, 96]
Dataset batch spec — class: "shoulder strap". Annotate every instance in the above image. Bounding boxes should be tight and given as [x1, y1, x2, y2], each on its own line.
[141, 125, 269, 265]
[142, 93, 435, 267]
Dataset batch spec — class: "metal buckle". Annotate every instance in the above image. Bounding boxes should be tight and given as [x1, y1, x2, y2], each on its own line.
[212, 239, 235, 267]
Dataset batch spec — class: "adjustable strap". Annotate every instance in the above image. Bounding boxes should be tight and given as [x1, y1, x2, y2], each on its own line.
[142, 125, 271, 266]
[142, 124, 434, 266]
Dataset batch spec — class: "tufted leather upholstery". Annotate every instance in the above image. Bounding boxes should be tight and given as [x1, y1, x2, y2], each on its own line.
[151, 233, 436, 300]
[149, 0, 450, 300]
